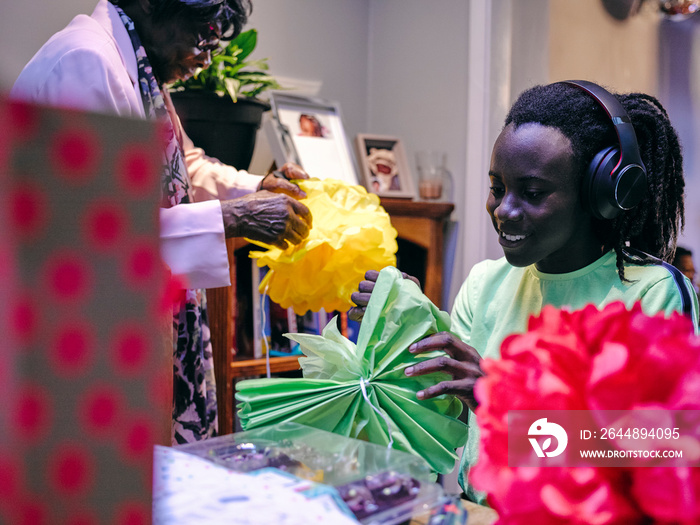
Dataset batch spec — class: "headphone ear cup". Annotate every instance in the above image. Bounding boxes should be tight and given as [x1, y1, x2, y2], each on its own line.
[581, 146, 621, 220]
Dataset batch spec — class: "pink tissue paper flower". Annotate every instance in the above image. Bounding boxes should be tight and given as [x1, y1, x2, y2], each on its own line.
[471, 301, 700, 524]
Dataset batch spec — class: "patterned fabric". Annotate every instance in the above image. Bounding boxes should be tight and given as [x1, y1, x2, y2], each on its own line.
[116, 6, 218, 443]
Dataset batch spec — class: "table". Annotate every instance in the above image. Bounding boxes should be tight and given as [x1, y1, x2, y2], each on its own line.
[409, 499, 498, 525]
[462, 500, 498, 524]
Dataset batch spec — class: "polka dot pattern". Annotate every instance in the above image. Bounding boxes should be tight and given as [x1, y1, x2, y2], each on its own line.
[112, 502, 149, 525]
[12, 498, 48, 525]
[82, 200, 127, 251]
[50, 128, 102, 183]
[9, 297, 38, 344]
[79, 385, 124, 436]
[63, 512, 98, 525]
[12, 384, 52, 442]
[111, 323, 149, 376]
[0, 453, 23, 500]
[47, 443, 94, 495]
[49, 322, 95, 376]
[158, 273, 188, 314]
[148, 370, 172, 409]
[44, 252, 94, 303]
[9, 100, 40, 141]
[119, 414, 156, 462]
[116, 144, 159, 197]
[121, 240, 159, 287]
[9, 183, 47, 238]
[0, 248, 11, 283]
[3, 99, 165, 522]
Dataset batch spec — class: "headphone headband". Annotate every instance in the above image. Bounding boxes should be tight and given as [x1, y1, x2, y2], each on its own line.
[563, 80, 644, 175]
[561, 80, 647, 219]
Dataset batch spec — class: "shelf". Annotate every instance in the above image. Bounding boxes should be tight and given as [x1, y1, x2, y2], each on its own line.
[231, 355, 302, 377]
[380, 198, 454, 219]
[209, 199, 455, 435]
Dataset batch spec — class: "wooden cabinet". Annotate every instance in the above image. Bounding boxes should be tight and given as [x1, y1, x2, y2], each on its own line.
[380, 198, 453, 307]
[208, 199, 454, 435]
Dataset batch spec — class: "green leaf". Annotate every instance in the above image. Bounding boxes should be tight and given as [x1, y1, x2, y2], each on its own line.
[216, 55, 241, 67]
[243, 85, 265, 98]
[236, 72, 275, 81]
[231, 29, 257, 61]
[224, 77, 241, 102]
[242, 58, 270, 71]
[167, 27, 282, 102]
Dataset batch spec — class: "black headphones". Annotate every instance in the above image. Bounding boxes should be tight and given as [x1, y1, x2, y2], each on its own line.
[562, 80, 648, 220]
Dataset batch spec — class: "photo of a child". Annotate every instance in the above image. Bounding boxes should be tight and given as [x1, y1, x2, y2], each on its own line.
[356, 135, 415, 198]
[298, 114, 326, 138]
[366, 146, 401, 192]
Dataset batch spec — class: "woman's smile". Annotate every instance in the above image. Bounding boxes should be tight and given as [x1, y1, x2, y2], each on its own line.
[498, 230, 529, 245]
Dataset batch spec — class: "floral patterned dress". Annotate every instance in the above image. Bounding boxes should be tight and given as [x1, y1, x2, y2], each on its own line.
[116, 6, 218, 443]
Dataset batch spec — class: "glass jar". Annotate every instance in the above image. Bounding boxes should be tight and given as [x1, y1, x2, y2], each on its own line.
[416, 151, 453, 202]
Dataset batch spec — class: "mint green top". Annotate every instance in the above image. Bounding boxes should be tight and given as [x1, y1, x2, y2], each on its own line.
[452, 251, 699, 502]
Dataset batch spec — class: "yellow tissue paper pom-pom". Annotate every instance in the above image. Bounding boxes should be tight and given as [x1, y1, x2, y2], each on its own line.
[247, 178, 398, 315]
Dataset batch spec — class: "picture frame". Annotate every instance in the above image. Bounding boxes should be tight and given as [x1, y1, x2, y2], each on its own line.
[355, 134, 416, 199]
[263, 93, 359, 185]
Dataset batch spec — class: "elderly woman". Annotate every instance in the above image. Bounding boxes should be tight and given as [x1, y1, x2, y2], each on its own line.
[12, 0, 312, 443]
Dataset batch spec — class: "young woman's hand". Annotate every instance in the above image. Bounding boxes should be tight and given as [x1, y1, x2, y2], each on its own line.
[349, 269, 420, 322]
[348, 270, 379, 321]
[404, 332, 484, 412]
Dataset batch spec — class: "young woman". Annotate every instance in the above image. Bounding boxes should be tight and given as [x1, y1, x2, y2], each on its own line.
[350, 81, 698, 501]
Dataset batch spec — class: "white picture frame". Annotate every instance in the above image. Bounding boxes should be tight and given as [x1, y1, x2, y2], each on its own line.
[264, 93, 359, 185]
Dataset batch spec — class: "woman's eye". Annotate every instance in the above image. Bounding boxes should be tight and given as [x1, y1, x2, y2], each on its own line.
[524, 190, 544, 199]
[489, 185, 504, 197]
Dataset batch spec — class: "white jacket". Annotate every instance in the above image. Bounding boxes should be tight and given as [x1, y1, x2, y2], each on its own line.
[11, 0, 262, 288]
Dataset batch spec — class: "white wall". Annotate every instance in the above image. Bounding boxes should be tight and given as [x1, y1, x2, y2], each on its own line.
[658, 16, 700, 265]
[0, 0, 98, 90]
[246, 0, 370, 141]
[1, 0, 371, 141]
[366, 0, 469, 181]
[365, 0, 470, 306]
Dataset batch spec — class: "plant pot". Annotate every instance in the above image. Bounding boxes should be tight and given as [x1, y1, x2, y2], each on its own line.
[170, 90, 271, 171]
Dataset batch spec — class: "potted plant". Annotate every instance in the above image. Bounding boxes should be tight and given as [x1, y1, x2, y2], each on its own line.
[169, 29, 283, 170]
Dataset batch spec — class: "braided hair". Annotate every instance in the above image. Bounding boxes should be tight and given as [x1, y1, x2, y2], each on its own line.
[504, 82, 685, 280]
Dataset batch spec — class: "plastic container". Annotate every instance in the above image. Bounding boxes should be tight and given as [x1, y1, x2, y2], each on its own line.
[175, 422, 446, 524]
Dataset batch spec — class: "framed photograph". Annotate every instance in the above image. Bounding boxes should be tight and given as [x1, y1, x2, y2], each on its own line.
[264, 93, 359, 185]
[355, 134, 416, 199]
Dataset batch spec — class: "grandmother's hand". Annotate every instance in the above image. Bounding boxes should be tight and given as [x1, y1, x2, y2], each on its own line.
[348, 269, 421, 322]
[221, 190, 312, 249]
[258, 162, 309, 199]
[404, 332, 484, 412]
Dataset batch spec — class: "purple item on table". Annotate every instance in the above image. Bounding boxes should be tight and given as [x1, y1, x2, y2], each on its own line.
[211, 442, 302, 473]
[337, 471, 421, 521]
